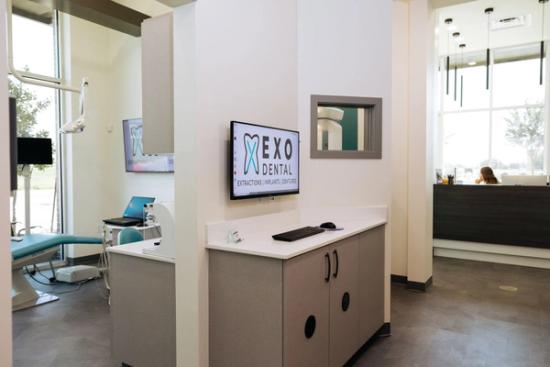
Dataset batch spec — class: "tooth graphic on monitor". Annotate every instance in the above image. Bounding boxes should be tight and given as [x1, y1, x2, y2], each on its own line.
[244, 133, 260, 175]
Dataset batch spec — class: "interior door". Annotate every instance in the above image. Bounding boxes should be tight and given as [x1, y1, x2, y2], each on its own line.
[283, 247, 330, 367]
[329, 236, 360, 367]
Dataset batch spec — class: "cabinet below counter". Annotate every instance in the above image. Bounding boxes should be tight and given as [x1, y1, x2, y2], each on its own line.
[207, 207, 387, 367]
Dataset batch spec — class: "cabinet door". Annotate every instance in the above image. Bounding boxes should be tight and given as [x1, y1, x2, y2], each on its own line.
[358, 226, 385, 341]
[329, 236, 360, 367]
[283, 247, 330, 367]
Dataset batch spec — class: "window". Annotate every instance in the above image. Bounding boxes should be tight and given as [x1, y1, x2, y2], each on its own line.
[440, 43, 546, 183]
[10, 13, 63, 235]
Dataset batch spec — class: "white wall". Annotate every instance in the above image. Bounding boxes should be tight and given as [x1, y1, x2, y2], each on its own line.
[297, 0, 392, 209]
[174, 1, 298, 365]
[297, 0, 392, 319]
[174, 0, 393, 365]
[63, 14, 174, 258]
[63, 15, 114, 258]
[0, 0, 13, 364]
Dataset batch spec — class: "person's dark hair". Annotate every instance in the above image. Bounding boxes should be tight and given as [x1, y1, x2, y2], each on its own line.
[480, 166, 498, 184]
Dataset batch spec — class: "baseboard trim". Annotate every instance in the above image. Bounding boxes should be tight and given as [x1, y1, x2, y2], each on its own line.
[67, 254, 100, 266]
[391, 274, 407, 284]
[406, 276, 432, 291]
[391, 274, 432, 291]
[344, 323, 391, 366]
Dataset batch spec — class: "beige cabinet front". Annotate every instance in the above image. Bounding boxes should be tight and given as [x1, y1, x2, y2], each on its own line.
[329, 236, 361, 367]
[358, 226, 385, 341]
[283, 246, 330, 367]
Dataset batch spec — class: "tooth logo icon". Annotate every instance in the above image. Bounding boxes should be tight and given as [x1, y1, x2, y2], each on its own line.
[244, 133, 260, 175]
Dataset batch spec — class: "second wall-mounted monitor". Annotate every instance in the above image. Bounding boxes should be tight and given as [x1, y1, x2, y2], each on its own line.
[230, 121, 300, 200]
[123, 118, 174, 173]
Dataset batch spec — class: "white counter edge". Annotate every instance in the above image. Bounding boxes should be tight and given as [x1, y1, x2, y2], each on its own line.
[107, 239, 175, 264]
[207, 218, 387, 260]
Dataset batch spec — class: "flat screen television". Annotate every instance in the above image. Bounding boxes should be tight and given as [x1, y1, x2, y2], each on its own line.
[230, 121, 299, 200]
[123, 118, 174, 173]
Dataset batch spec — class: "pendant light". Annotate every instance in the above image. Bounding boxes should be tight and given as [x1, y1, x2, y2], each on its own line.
[459, 44, 466, 107]
[453, 32, 461, 101]
[445, 18, 453, 95]
[540, 0, 548, 85]
[485, 8, 494, 90]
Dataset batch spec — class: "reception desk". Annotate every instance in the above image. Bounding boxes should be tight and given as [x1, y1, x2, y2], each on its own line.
[434, 184, 550, 249]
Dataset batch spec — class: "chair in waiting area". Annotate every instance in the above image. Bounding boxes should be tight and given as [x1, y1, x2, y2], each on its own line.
[118, 228, 144, 245]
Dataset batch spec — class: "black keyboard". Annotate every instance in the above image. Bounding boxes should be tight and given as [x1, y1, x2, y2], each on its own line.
[272, 226, 325, 242]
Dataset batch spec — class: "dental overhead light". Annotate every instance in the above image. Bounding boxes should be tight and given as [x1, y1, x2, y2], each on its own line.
[60, 78, 88, 134]
[6, 0, 89, 134]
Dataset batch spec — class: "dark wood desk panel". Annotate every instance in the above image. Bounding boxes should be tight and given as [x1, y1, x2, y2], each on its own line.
[434, 184, 550, 248]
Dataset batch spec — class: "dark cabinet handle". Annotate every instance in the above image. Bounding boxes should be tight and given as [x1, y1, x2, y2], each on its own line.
[324, 253, 331, 282]
[332, 250, 339, 278]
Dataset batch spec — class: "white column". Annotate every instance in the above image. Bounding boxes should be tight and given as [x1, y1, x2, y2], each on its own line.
[406, 0, 435, 284]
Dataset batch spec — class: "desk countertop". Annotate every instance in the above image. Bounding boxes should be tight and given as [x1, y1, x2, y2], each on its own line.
[206, 206, 387, 260]
[107, 239, 174, 264]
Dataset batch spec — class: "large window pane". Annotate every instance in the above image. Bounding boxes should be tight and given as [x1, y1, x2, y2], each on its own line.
[492, 108, 545, 177]
[493, 44, 544, 108]
[9, 14, 61, 236]
[12, 14, 56, 77]
[443, 112, 490, 183]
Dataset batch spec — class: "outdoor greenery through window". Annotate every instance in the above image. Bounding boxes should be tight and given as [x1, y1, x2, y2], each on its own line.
[9, 13, 62, 235]
[440, 43, 546, 183]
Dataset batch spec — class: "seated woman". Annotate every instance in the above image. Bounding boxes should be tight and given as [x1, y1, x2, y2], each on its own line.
[475, 166, 499, 184]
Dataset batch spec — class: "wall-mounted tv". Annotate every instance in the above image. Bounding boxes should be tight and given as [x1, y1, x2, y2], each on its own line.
[123, 118, 174, 173]
[230, 121, 299, 200]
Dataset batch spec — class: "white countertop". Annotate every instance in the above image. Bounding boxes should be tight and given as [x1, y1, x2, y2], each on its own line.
[107, 238, 175, 264]
[206, 206, 387, 260]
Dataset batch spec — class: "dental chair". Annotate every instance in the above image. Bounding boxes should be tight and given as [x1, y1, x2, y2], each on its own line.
[11, 234, 103, 311]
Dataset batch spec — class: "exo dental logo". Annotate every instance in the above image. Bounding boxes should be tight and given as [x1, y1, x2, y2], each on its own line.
[244, 134, 260, 174]
[242, 132, 294, 176]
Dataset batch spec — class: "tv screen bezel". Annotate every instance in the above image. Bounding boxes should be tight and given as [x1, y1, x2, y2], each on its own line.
[230, 120, 300, 200]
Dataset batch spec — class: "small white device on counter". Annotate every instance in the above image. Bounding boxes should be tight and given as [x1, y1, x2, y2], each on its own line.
[142, 201, 175, 260]
[55, 265, 100, 283]
[227, 229, 244, 244]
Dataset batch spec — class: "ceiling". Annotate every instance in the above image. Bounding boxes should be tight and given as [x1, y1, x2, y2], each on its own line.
[437, 0, 549, 57]
[12, 0, 172, 36]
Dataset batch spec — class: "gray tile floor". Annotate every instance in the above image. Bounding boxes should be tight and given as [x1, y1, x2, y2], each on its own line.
[12, 257, 550, 367]
[12, 277, 117, 367]
[354, 257, 550, 367]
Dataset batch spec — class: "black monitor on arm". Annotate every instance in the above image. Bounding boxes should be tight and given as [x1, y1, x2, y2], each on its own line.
[17, 137, 53, 165]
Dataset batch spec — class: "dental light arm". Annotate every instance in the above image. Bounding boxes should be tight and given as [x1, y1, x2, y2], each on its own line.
[6, 0, 89, 133]
[60, 78, 88, 134]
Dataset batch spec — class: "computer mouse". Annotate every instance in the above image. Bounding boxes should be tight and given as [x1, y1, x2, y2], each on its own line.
[320, 222, 337, 230]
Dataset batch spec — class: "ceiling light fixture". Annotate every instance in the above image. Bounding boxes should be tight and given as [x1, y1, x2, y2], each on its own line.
[445, 18, 453, 95]
[453, 32, 461, 101]
[485, 7, 494, 90]
[540, 0, 548, 85]
[459, 44, 466, 108]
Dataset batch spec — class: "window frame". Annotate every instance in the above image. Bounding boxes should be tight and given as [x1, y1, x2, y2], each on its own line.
[438, 42, 549, 180]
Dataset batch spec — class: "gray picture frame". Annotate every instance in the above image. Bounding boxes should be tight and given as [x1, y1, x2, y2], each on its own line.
[310, 95, 383, 159]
